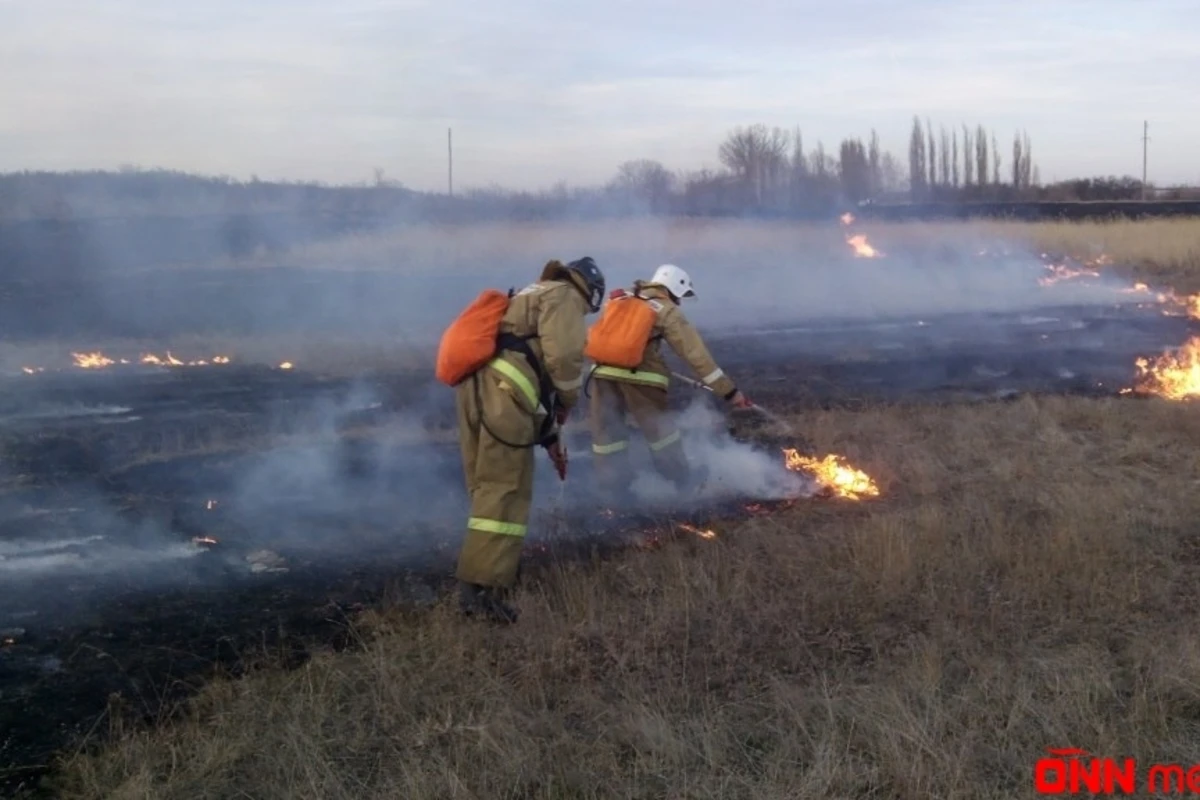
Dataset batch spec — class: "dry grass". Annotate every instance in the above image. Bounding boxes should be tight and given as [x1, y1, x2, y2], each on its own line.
[210, 216, 1200, 282]
[46, 394, 1200, 799]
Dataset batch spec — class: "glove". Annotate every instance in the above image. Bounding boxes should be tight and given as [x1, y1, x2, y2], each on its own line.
[729, 390, 754, 410]
[546, 439, 568, 481]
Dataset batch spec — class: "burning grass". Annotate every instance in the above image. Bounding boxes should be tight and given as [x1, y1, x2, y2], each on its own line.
[44, 395, 1200, 799]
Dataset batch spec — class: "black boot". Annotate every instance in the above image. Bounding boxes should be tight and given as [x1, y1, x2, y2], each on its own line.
[458, 581, 520, 624]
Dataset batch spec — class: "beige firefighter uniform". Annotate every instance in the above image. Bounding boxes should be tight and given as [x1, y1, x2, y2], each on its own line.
[587, 280, 739, 493]
[455, 268, 589, 589]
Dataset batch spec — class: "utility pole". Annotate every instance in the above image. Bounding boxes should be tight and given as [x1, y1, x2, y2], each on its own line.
[448, 127, 453, 197]
[1142, 121, 1149, 200]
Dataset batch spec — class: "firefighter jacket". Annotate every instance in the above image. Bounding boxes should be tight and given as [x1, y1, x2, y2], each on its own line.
[590, 281, 739, 400]
[492, 275, 589, 421]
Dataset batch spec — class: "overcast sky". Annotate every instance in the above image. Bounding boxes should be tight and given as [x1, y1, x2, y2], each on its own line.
[1, 0, 1196, 192]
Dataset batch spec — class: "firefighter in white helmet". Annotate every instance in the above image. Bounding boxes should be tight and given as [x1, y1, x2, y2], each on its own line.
[583, 263, 752, 500]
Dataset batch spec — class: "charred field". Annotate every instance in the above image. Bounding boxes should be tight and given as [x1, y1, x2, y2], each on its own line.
[5, 217, 1200, 797]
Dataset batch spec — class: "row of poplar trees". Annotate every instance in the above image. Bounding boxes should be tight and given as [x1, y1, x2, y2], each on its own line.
[908, 116, 1037, 201]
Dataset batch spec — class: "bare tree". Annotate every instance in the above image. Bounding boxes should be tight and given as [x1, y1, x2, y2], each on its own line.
[952, 130, 960, 188]
[718, 124, 791, 208]
[926, 118, 937, 191]
[909, 116, 927, 201]
[962, 124, 974, 186]
[939, 126, 951, 188]
[611, 159, 675, 211]
[991, 133, 1001, 185]
[1012, 133, 1023, 191]
[868, 129, 882, 198]
[880, 152, 904, 192]
[975, 125, 988, 189]
[839, 138, 871, 203]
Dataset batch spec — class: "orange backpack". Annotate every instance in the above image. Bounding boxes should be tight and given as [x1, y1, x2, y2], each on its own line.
[584, 289, 658, 369]
[435, 288, 512, 386]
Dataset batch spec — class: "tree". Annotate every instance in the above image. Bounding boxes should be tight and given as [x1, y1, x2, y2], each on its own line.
[868, 129, 882, 197]
[838, 138, 871, 203]
[991, 133, 1001, 185]
[939, 126, 951, 188]
[926, 118, 936, 191]
[909, 116, 927, 201]
[975, 125, 988, 189]
[952, 130, 960, 188]
[962, 124, 974, 186]
[718, 124, 791, 208]
[610, 159, 675, 212]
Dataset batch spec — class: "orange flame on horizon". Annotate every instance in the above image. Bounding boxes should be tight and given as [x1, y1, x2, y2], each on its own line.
[846, 234, 882, 259]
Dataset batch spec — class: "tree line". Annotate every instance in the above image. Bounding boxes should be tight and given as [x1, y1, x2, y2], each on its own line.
[0, 121, 1191, 223]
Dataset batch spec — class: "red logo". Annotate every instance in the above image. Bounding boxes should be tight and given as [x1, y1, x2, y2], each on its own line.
[1035, 747, 1200, 795]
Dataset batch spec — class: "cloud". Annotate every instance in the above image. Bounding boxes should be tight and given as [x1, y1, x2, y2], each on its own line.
[0, 0, 1197, 189]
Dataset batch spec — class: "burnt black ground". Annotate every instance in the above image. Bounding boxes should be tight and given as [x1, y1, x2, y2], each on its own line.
[0, 298, 1194, 796]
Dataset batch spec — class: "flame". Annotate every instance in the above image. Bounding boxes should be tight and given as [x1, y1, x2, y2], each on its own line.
[72, 351, 115, 369]
[64, 350, 232, 370]
[783, 448, 880, 500]
[1123, 337, 1200, 400]
[1037, 262, 1101, 287]
[846, 234, 882, 259]
[279, 362, 294, 370]
[678, 522, 717, 540]
[21, 367, 44, 375]
[840, 212, 855, 226]
[191, 536, 219, 546]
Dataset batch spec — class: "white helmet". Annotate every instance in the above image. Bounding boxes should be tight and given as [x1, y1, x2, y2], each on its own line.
[650, 263, 695, 301]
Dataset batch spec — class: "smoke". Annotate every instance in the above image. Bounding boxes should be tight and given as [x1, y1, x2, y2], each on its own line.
[549, 395, 812, 514]
[0, 182, 1158, 625]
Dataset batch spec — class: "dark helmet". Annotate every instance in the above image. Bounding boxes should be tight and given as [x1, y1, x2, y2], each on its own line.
[565, 256, 606, 313]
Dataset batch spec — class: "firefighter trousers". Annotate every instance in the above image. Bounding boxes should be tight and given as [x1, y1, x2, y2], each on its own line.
[588, 375, 690, 494]
[454, 368, 540, 589]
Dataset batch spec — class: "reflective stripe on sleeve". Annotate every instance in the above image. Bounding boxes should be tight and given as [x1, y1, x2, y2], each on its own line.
[592, 365, 669, 388]
[701, 368, 725, 385]
[592, 440, 629, 455]
[468, 517, 527, 537]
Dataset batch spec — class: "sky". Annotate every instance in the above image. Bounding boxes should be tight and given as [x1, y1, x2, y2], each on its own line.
[1, 0, 1197, 192]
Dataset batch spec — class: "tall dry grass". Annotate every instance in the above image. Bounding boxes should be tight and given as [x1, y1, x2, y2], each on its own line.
[213, 215, 1200, 289]
[46, 395, 1200, 799]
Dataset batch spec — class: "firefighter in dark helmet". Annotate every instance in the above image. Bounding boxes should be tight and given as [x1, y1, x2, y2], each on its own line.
[584, 263, 752, 501]
[449, 257, 605, 623]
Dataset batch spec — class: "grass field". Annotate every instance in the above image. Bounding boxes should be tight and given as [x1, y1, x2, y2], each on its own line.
[258, 216, 1200, 289]
[45, 395, 1200, 799]
[22, 217, 1200, 798]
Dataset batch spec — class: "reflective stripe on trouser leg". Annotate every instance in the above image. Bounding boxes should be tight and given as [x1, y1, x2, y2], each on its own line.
[621, 381, 691, 486]
[455, 369, 537, 589]
[588, 376, 633, 494]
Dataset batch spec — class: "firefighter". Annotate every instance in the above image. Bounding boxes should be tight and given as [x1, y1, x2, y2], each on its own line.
[452, 257, 605, 624]
[584, 263, 752, 501]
